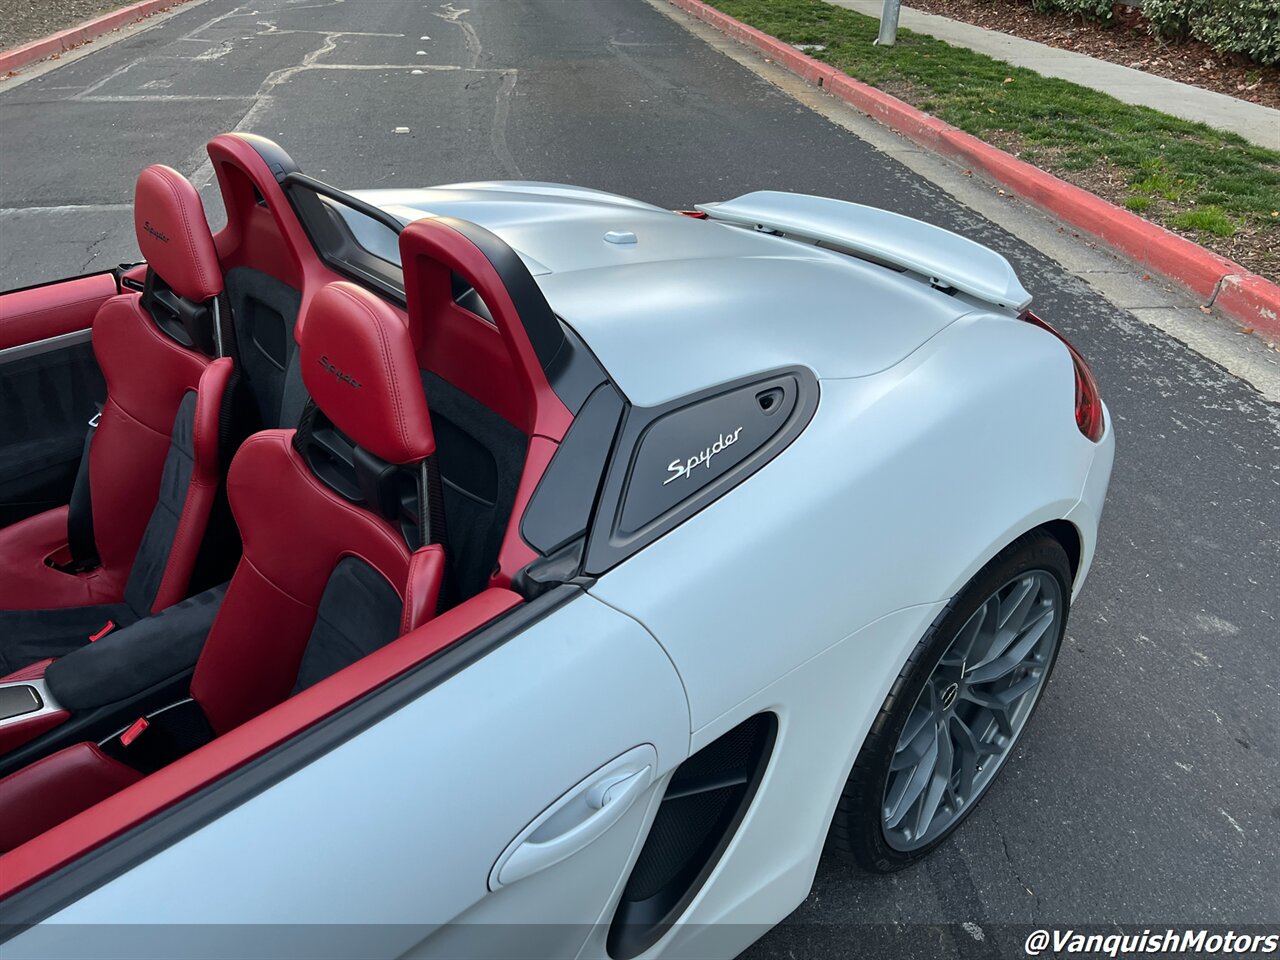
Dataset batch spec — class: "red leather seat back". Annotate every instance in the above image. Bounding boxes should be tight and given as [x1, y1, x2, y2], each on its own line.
[88, 166, 230, 600]
[191, 282, 443, 735]
[190, 431, 426, 734]
[0, 166, 229, 615]
[89, 299, 214, 583]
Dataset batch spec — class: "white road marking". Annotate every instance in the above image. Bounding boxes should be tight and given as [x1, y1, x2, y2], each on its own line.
[0, 204, 133, 215]
[1218, 809, 1246, 840]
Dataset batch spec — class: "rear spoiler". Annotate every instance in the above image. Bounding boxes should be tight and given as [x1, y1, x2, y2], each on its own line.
[695, 191, 1032, 313]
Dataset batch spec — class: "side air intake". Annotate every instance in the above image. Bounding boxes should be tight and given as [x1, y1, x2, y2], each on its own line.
[607, 712, 777, 959]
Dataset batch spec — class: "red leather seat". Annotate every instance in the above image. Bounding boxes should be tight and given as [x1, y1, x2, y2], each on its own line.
[0, 166, 234, 675]
[0, 743, 142, 854]
[191, 281, 447, 734]
[0, 282, 446, 852]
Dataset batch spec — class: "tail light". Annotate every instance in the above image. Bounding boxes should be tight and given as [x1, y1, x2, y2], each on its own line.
[1022, 312, 1105, 442]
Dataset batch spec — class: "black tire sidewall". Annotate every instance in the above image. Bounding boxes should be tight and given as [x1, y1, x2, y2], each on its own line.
[829, 531, 1072, 873]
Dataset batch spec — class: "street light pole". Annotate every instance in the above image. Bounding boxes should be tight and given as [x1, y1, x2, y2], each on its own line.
[876, 0, 901, 46]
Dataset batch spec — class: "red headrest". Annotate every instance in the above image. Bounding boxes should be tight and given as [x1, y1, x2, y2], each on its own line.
[134, 165, 223, 303]
[299, 282, 434, 464]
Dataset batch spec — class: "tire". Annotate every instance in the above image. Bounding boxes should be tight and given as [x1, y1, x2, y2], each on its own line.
[828, 529, 1072, 873]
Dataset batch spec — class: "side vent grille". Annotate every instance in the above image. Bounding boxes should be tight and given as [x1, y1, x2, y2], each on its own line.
[607, 712, 777, 959]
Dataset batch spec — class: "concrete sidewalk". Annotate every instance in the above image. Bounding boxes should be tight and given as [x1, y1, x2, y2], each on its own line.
[826, 0, 1280, 150]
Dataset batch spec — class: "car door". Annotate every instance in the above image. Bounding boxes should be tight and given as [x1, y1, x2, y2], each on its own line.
[0, 272, 119, 527]
[4, 590, 690, 960]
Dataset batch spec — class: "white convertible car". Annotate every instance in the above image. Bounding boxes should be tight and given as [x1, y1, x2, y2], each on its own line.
[0, 134, 1114, 959]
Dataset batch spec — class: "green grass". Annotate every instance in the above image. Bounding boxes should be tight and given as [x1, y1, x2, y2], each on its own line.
[1170, 207, 1238, 237]
[705, 0, 1280, 276]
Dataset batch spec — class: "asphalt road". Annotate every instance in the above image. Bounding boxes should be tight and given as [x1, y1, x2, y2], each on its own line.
[1, 1, 1277, 955]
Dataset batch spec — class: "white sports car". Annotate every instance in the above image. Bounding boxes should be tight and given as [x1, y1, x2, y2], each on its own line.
[0, 134, 1114, 959]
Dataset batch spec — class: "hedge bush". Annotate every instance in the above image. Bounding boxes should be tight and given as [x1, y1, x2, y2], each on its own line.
[1146, 0, 1280, 66]
[1029, 0, 1116, 24]
[1026, 0, 1280, 65]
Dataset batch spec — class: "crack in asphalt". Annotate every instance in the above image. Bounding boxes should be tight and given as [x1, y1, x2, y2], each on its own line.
[490, 69, 522, 179]
[77, 232, 109, 272]
[997, 829, 1042, 920]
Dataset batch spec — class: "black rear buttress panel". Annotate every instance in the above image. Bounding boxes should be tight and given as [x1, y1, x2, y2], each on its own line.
[585, 367, 819, 576]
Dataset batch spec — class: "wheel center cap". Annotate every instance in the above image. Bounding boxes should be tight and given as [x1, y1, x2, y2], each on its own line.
[940, 682, 959, 710]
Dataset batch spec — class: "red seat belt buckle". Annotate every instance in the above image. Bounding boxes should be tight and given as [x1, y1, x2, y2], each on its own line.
[89, 621, 115, 642]
[120, 717, 149, 747]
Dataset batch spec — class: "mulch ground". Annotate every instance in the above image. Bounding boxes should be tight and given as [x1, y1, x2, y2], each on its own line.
[0, 0, 134, 52]
[901, 0, 1280, 108]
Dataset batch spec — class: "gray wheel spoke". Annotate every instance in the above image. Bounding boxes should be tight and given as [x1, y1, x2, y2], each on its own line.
[897, 680, 941, 753]
[998, 577, 1038, 631]
[962, 672, 1040, 738]
[961, 686, 1012, 736]
[965, 606, 1054, 683]
[967, 671, 1041, 713]
[941, 599, 991, 666]
[891, 704, 936, 771]
[885, 723, 939, 828]
[912, 726, 954, 840]
[949, 715, 985, 800]
[968, 619, 1013, 673]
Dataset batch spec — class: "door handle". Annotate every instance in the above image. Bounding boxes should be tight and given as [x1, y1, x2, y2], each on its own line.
[490, 744, 658, 888]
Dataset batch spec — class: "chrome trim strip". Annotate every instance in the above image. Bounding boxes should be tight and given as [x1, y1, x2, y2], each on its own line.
[0, 327, 92, 364]
[212, 296, 225, 358]
[0, 678, 64, 730]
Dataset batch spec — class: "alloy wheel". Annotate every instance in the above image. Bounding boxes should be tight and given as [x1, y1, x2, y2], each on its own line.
[881, 570, 1064, 851]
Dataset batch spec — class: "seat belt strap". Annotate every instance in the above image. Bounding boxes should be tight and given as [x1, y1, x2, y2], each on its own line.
[423, 455, 455, 611]
[66, 408, 101, 571]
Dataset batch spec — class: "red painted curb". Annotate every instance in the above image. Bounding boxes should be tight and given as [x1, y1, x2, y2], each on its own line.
[668, 0, 1280, 340]
[1215, 274, 1280, 336]
[0, 0, 191, 75]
